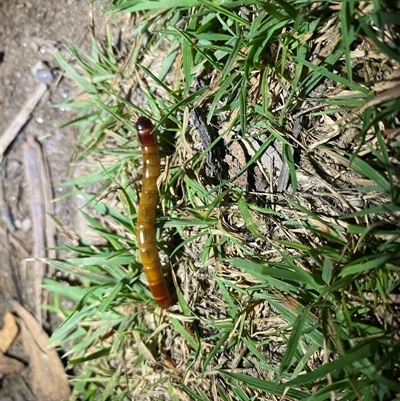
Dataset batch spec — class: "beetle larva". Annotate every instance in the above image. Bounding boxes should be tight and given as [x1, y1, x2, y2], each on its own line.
[135, 116, 172, 309]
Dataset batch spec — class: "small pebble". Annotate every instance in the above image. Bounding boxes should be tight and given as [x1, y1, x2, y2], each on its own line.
[35, 68, 53, 84]
[21, 218, 31, 231]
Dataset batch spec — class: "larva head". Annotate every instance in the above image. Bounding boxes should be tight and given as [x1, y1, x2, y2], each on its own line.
[136, 116, 157, 146]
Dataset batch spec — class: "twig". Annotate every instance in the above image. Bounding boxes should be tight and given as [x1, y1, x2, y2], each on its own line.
[1, 83, 47, 161]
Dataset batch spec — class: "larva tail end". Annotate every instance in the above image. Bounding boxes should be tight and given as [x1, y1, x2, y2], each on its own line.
[149, 280, 172, 309]
[157, 297, 172, 309]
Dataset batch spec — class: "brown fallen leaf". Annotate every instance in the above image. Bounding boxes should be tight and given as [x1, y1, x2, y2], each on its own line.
[0, 350, 25, 377]
[0, 312, 19, 353]
[11, 301, 71, 401]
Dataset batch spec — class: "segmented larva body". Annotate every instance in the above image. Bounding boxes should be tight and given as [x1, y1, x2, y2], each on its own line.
[135, 116, 172, 309]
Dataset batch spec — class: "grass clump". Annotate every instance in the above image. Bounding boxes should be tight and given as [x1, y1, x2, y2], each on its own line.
[46, 1, 400, 400]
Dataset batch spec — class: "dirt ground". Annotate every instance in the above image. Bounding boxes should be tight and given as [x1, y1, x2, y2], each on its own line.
[1, 0, 94, 399]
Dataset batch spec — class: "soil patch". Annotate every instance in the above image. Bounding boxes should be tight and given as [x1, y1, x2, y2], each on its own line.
[1, 1, 92, 398]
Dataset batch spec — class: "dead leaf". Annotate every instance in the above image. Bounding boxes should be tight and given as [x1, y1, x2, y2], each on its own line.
[0, 350, 25, 377]
[11, 301, 71, 400]
[0, 312, 19, 353]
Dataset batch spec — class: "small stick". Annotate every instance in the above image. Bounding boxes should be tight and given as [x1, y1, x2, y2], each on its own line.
[1, 83, 47, 160]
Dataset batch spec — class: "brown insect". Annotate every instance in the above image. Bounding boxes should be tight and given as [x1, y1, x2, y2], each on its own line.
[135, 116, 172, 309]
